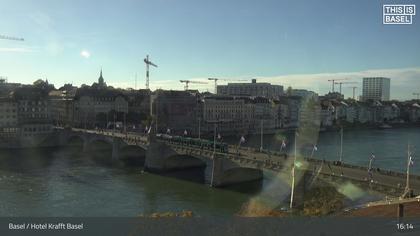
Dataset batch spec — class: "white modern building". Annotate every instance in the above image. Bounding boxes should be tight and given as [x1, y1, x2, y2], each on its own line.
[362, 77, 390, 101]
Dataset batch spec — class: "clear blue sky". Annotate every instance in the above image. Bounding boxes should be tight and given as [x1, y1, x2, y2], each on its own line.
[0, 0, 419, 99]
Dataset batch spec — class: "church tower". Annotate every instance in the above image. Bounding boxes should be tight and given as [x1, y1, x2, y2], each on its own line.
[98, 69, 107, 87]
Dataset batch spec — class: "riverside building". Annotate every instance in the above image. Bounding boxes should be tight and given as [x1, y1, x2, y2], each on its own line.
[362, 77, 391, 101]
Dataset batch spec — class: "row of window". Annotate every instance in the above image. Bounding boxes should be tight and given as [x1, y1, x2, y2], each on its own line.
[20, 101, 47, 105]
[19, 108, 47, 112]
[23, 126, 51, 132]
[0, 115, 17, 119]
[21, 114, 49, 118]
[0, 109, 16, 113]
[0, 121, 17, 126]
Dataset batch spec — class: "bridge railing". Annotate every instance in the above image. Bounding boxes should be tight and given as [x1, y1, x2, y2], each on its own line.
[69, 128, 420, 181]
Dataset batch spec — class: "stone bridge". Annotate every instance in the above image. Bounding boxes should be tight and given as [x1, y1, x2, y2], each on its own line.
[59, 129, 263, 187]
[57, 128, 420, 207]
[145, 139, 263, 187]
[59, 129, 148, 164]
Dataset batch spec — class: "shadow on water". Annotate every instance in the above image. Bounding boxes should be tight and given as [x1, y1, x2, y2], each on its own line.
[0, 147, 61, 173]
[159, 167, 205, 184]
[222, 179, 264, 194]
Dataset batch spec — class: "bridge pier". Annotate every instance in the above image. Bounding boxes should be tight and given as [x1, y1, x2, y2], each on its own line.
[209, 155, 264, 187]
[82, 137, 88, 152]
[111, 139, 120, 160]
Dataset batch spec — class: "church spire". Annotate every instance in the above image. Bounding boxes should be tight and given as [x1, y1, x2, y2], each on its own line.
[98, 68, 105, 86]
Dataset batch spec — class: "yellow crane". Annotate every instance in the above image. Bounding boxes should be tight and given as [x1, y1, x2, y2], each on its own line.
[179, 80, 207, 91]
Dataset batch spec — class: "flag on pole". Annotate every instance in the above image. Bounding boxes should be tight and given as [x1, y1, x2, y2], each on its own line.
[409, 156, 414, 166]
[313, 144, 318, 151]
[240, 136, 246, 144]
[281, 140, 287, 149]
[370, 154, 375, 161]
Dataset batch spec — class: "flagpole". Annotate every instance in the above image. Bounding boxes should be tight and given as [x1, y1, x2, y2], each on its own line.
[260, 120, 263, 152]
[339, 126, 343, 163]
[290, 131, 297, 209]
[310, 145, 315, 159]
[213, 124, 216, 156]
[405, 143, 411, 195]
[368, 154, 374, 182]
[211, 123, 217, 187]
[198, 117, 201, 140]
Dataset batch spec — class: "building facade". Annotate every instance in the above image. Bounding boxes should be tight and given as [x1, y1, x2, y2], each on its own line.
[0, 97, 18, 140]
[49, 90, 75, 127]
[362, 77, 390, 101]
[73, 71, 128, 128]
[217, 79, 283, 99]
[202, 96, 254, 136]
[153, 90, 200, 135]
[12, 86, 53, 141]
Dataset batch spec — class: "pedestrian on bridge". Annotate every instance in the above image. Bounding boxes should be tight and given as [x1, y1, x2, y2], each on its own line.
[280, 139, 286, 152]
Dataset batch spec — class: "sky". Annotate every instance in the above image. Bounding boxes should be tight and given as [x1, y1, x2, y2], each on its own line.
[0, 0, 419, 100]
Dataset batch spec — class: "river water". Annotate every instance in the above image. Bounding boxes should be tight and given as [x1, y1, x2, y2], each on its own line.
[226, 127, 420, 174]
[1, 127, 418, 217]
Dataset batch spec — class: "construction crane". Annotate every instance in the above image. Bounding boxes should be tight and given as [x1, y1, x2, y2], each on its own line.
[414, 93, 420, 100]
[144, 55, 157, 90]
[180, 80, 207, 91]
[0, 34, 24, 41]
[348, 86, 358, 100]
[327, 78, 349, 92]
[208, 78, 248, 94]
[334, 81, 357, 94]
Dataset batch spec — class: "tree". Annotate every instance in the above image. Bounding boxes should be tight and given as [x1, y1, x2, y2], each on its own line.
[33, 79, 55, 92]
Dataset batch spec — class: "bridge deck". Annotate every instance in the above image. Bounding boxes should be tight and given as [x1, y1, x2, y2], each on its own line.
[70, 128, 420, 194]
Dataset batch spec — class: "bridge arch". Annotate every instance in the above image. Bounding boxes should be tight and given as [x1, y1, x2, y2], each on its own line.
[164, 154, 207, 170]
[66, 135, 85, 147]
[86, 138, 113, 151]
[119, 145, 147, 166]
[84, 137, 116, 164]
[217, 167, 263, 187]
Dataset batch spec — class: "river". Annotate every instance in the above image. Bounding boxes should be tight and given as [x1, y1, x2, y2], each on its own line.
[1, 127, 418, 217]
[225, 127, 420, 174]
